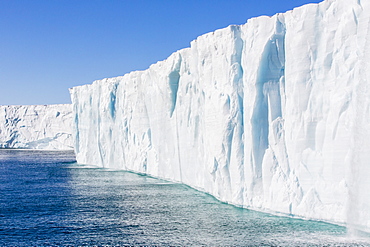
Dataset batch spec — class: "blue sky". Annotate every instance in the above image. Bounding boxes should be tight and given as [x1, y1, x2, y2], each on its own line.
[0, 0, 322, 105]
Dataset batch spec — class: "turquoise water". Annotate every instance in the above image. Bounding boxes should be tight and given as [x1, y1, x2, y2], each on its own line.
[1, 150, 369, 246]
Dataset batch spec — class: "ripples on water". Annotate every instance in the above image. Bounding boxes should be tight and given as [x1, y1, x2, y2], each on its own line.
[0, 149, 369, 246]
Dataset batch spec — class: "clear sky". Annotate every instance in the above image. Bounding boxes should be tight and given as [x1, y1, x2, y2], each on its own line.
[0, 0, 322, 105]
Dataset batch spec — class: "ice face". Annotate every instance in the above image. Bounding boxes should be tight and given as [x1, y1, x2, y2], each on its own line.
[70, 0, 370, 231]
[0, 104, 73, 150]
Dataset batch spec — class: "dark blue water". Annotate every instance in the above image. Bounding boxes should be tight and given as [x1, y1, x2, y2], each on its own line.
[1, 150, 369, 246]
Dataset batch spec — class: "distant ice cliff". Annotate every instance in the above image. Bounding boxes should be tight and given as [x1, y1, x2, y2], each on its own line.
[0, 104, 73, 150]
[70, 0, 370, 231]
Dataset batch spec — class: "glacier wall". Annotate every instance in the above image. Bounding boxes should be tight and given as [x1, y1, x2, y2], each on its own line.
[70, 0, 370, 231]
[0, 104, 73, 150]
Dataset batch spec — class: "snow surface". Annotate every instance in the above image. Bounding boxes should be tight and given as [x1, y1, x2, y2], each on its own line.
[0, 104, 73, 150]
[70, 0, 370, 231]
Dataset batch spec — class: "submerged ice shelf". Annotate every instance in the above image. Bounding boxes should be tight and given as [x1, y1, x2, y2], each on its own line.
[70, 0, 370, 231]
[0, 104, 73, 150]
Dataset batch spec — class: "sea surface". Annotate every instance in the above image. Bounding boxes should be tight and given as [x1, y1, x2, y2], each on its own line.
[1, 149, 370, 246]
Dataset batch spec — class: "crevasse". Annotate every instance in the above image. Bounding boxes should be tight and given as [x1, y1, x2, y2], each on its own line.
[70, 0, 370, 231]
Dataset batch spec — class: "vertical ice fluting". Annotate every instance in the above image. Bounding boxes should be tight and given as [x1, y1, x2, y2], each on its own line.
[70, 0, 370, 232]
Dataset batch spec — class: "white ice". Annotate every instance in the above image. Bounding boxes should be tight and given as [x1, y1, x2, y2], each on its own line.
[70, 0, 370, 232]
[0, 104, 73, 150]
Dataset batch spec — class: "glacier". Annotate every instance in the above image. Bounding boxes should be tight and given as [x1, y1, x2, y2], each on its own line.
[0, 104, 73, 150]
[70, 0, 370, 231]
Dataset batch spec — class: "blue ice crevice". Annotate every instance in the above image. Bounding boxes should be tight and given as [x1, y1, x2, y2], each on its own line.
[169, 55, 182, 118]
[167, 54, 183, 180]
[251, 18, 286, 180]
[108, 83, 118, 120]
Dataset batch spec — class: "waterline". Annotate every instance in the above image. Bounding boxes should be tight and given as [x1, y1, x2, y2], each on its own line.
[1, 150, 369, 246]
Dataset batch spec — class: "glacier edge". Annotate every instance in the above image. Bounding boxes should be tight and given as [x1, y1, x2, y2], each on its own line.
[70, 0, 370, 232]
[0, 104, 73, 150]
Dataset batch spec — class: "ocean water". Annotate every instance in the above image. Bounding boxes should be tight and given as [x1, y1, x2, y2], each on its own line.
[1, 150, 369, 246]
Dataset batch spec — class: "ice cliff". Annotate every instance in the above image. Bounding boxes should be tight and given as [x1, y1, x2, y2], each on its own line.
[70, 0, 370, 231]
[0, 104, 73, 150]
